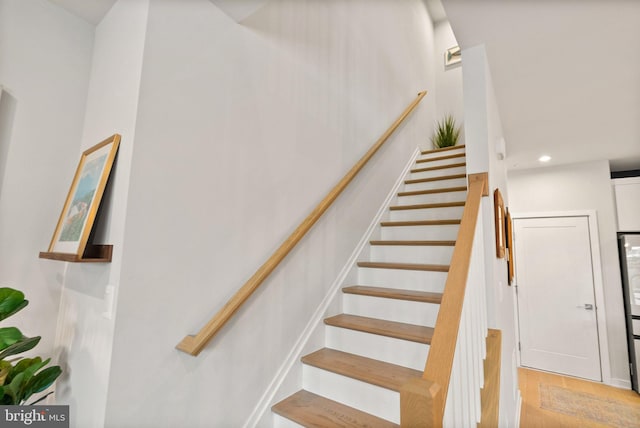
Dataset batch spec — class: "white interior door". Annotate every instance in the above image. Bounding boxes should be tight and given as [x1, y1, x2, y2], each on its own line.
[514, 216, 602, 381]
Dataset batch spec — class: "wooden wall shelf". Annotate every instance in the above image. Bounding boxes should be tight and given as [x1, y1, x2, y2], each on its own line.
[39, 244, 113, 263]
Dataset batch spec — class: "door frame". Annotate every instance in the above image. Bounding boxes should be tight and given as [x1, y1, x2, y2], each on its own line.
[511, 210, 612, 385]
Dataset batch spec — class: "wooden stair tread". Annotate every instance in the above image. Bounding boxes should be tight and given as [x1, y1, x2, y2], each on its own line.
[302, 348, 424, 391]
[343, 285, 442, 304]
[420, 144, 465, 155]
[357, 261, 449, 272]
[411, 161, 466, 174]
[404, 173, 466, 185]
[389, 201, 465, 211]
[398, 186, 467, 197]
[380, 219, 460, 227]
[369, 240, 455, 246]
[416, 152, 466, 164]
[324, 314, 434, 344]
[272, 390, 399, 428]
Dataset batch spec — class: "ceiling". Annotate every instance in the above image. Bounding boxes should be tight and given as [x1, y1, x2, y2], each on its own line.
[47, 0, 116, 24]
[48, 0, 640, 172]
[443, 0, 640, 172]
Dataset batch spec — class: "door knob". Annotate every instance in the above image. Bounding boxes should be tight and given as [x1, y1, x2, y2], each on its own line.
[576, 303, 594, 310]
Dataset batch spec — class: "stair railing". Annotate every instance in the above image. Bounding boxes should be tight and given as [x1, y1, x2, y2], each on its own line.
[400, 172, 489, 427]
[177, 91, 427, 356]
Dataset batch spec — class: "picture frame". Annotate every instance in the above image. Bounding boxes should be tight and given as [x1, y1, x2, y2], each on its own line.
[46, 134, 120, 258]
[505, 208, 515, 285]
[494, 188, 506, 258]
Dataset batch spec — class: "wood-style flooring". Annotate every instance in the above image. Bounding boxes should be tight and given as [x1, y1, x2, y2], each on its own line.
[519, 367, 640, 427]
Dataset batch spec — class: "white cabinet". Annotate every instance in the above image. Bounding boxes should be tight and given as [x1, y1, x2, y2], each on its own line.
[613, 177, 640, 231]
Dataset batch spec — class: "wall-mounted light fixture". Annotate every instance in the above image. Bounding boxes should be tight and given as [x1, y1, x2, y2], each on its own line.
[445, 45, 461, 68]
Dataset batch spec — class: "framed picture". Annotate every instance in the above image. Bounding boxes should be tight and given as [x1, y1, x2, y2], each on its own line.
[47, 134, 120, 257]
[494, 188, 506, 258]
[505, 208, 515, 285]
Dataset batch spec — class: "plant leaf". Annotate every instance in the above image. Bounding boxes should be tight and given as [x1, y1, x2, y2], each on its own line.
[0, 367, 8, 386]
[10, 357, 41, 377]
[0, 288, 27, 321]
[21, 358, 49, 384]
[5, 372, 23, 404]
[0, 327, 24, 350]
[5, 357, 39, 385]
[0, 336, 40, 360]
[17, 358, 50, 402]
[0, 389, 11, 405]
[21, 365, 61, 403]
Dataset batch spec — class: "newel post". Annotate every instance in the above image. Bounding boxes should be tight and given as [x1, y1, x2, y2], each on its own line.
[400, 378, 443, 427]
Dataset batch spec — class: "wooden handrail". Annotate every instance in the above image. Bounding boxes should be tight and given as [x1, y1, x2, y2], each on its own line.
[177, 91, 427, 356]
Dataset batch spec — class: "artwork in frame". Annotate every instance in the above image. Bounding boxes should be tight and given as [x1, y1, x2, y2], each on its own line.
[505, 208, 515, 285]
[494, 188, 506, 258]
[47, 134, 120, 257]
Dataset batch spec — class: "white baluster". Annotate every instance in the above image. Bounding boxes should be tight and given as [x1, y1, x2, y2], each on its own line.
[470, 281, 481, 423]
[443, 208, 492, 427]
[462, 307, 473, 427]
[449, 339, 463, 427]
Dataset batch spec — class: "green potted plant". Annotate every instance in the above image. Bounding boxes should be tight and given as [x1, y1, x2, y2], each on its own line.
[431, 114, 461, 149]
[0, 287, 62, 405]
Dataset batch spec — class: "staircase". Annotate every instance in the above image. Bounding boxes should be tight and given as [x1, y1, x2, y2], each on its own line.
[272, 145, 467, 426]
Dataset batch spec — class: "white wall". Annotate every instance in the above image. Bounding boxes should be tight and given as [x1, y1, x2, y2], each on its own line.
[0, 0, 93, 370]
[51, 1, 149, 427]
[434, 20, 464, 142]
[462, 44, 520, 427]
[508, 160, 629, 387]
[104, 0, 436, 426]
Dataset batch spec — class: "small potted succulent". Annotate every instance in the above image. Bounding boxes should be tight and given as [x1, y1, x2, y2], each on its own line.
[431, 115, 461, 149]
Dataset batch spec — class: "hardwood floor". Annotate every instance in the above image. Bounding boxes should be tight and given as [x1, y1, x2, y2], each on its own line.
[519, 367, 640, 427]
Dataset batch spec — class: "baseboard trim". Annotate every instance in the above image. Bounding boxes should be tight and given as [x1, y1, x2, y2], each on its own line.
[608, 377, 632, 390]
[243, 147, 422, 427]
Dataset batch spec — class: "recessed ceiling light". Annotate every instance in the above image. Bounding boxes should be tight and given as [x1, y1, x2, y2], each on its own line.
[538, 155, 551, 162]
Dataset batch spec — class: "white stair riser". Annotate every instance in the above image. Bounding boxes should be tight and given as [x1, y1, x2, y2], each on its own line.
[418, 148, 465, 160]
[357, 268, 447, 293]
[325, 326, 430, 371]
[302, 365, 400, 423]
[414, 157, 466, 169]
[389, 206, 464, 221]
[410, 165, 466, 180]
[343, 294, 440, 327]
[395, 191, 467, 206]
[403, 177, 467, 192]
[380, 224, 459, 241]
[273, 414, 304, 428]
[369, 244, 454, 265]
